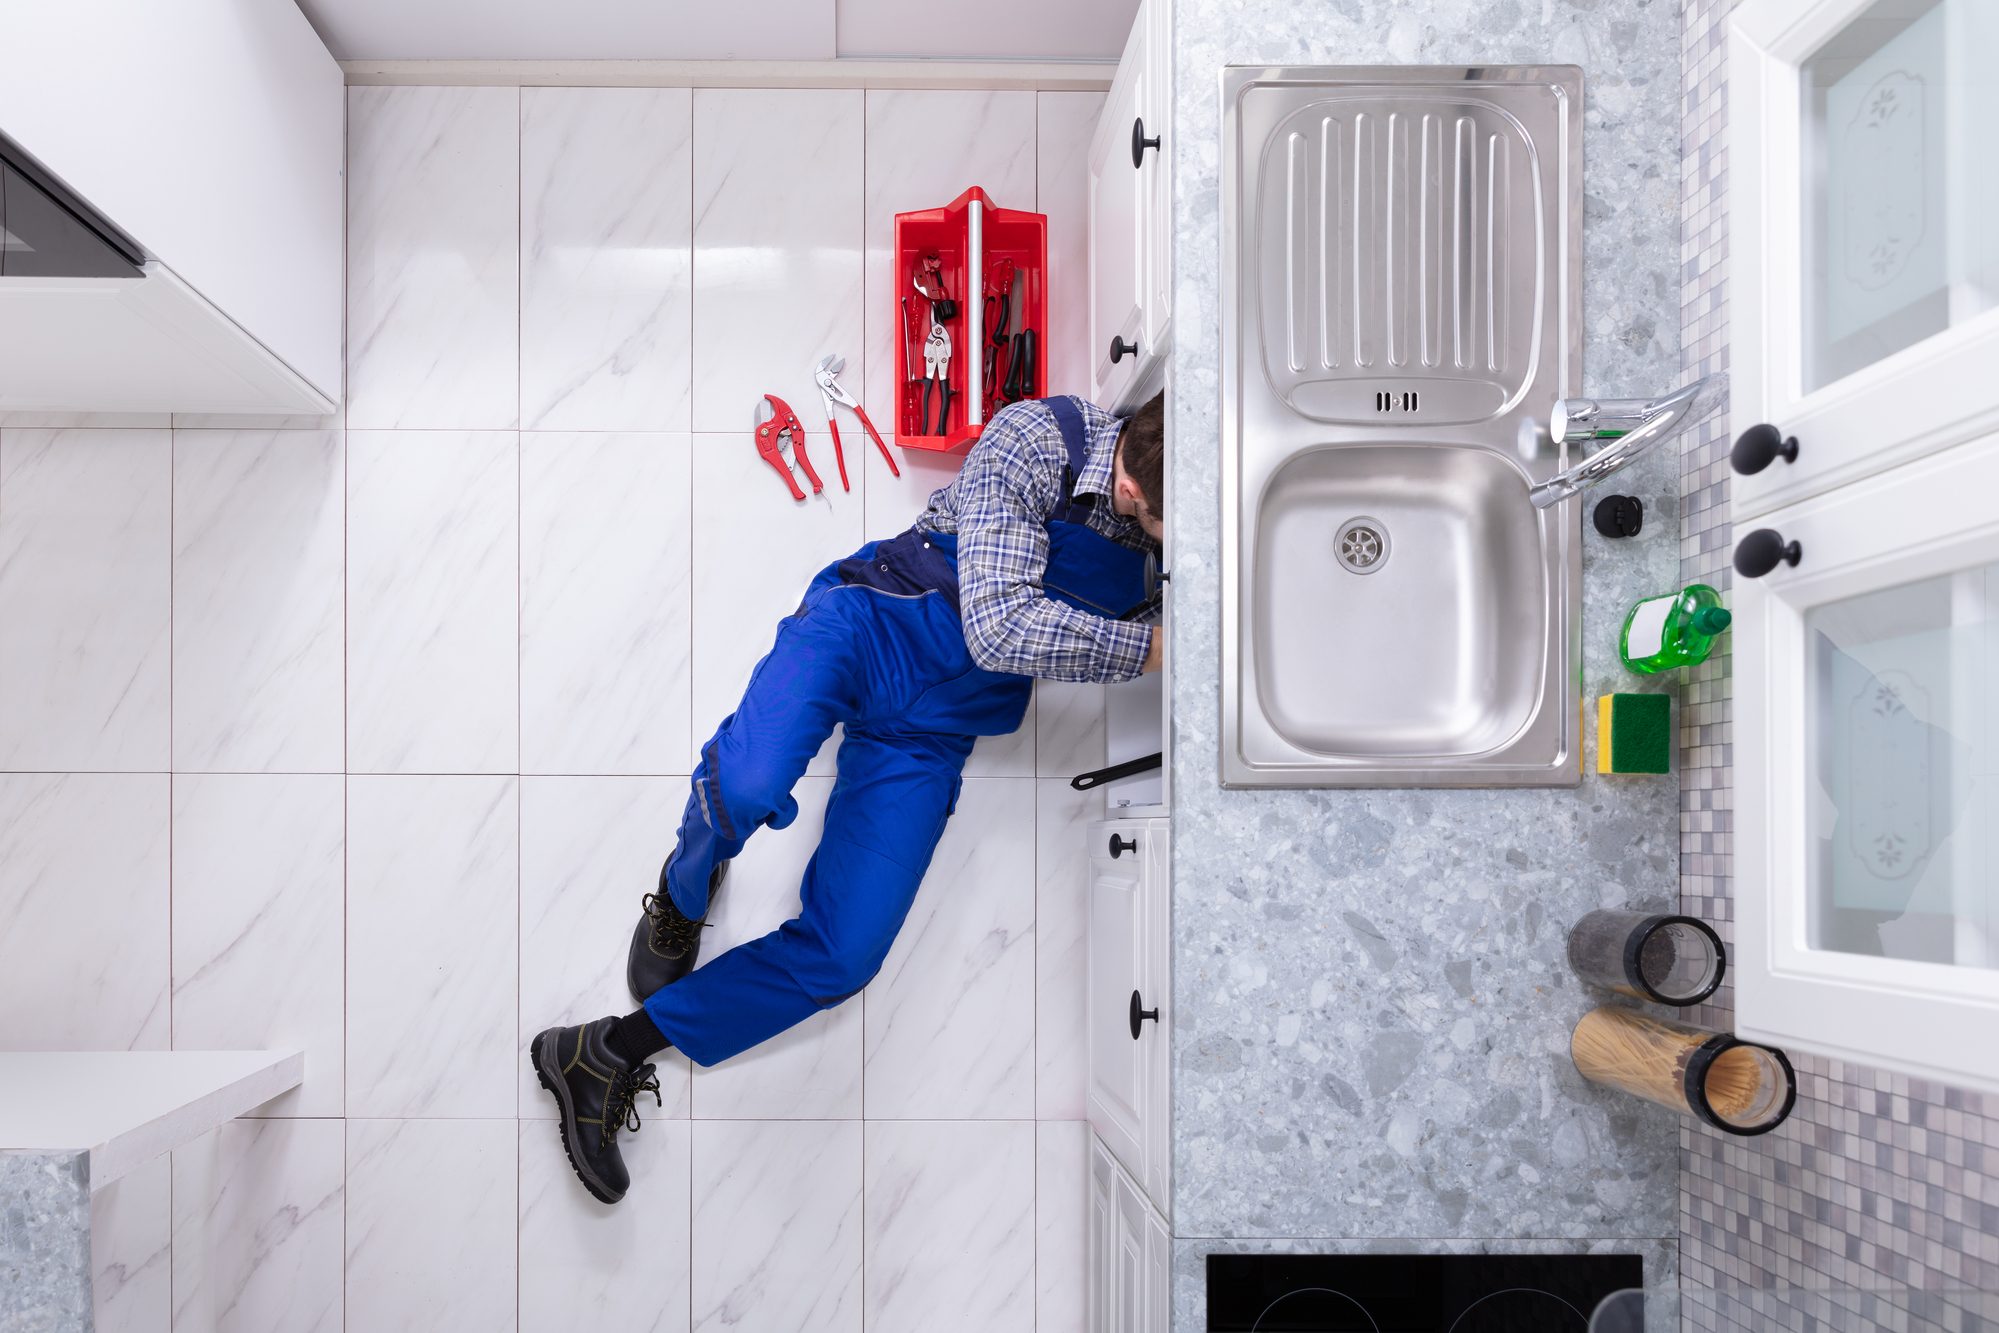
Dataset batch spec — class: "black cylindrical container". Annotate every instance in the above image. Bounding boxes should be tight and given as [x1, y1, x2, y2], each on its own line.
[1567, 909, 1725, 1006]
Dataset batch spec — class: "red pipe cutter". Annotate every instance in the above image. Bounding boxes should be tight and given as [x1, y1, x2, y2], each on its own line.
[754, 394, 823, 500]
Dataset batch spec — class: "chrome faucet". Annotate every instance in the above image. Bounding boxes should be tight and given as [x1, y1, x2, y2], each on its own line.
[1527, 373, 1729, 509]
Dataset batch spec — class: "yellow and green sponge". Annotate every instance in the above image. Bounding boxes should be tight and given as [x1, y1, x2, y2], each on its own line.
[1596, 693, 1670, 774]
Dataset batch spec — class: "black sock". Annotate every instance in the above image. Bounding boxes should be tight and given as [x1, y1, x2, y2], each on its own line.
[607, 1009, 669, 1066]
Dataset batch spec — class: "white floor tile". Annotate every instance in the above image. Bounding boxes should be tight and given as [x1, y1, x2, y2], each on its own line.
[347, 86, 519, 430]
[858, 90, 1037, 519]
[345, 1118, 517, 1333]
[519, 1118, 691, 1333]
[1036, 93, 1108, 403]
[863, 1120, 1036, 1333]
[0, 774, 168, 1052]
[864, 777, 1035, 1119]
[521, 433, 692, 776]
[691, 1119, 861, 1333]
[689, 433, 861, 778]
[519, 776, 692, 1119]
[171, 774, 345, 1117]
[171, 430, 345, 773]
[347, 776, 518, 1118]
[171, 1119, 344, 1333]
[690, 89, 863, 434]
[348, 430, 518, 774]
[92, 1153, 170, 1333]
[1035, 678, 1107, 779]
[0, 428, 170, 771]
[690, 776, 863, 1120]
[1035, 1121, 1090, 1333]
[521, 88, 693, 433]
[1036, 780, 1097, 1121]
[965, 698, 1036, 778]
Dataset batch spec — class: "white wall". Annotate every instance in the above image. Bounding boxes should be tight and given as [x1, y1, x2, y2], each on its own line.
[0, 0, 344, 397]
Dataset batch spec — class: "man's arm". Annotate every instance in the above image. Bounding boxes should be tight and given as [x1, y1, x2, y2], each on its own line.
[951, 426, 1154, 683]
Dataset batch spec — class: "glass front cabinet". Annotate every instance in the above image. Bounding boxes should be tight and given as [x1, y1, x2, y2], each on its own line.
[1733, 0, 1999, 1091]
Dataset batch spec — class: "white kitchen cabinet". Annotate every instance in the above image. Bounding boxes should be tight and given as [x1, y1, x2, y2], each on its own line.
[1087, 816, 1169, 1215]
[1731, 0, 1999, 1094]
[1087, 0, 1171, 413]
[1089, 1129, 1172, 1333]
[0, 0, 342, 411]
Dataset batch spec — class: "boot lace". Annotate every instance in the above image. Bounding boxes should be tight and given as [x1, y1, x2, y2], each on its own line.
[642, 890, 710, 955]
[604, 1066, 663, 1135]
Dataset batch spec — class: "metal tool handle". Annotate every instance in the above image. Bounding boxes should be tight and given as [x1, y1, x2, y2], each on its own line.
[1070, 752, 1163, 791]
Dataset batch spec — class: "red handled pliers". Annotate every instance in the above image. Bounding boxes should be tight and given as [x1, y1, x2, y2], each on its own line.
[754, 394, 823, 500]
[813, 353, 898, 482]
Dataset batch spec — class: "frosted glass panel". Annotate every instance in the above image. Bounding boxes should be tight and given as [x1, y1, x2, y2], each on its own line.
[1807, 564, 1998, 967]
[1802, 0, 1999, 391]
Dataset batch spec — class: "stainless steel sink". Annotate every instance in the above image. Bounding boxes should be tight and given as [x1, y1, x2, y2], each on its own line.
[1221, 65, 1585, 787]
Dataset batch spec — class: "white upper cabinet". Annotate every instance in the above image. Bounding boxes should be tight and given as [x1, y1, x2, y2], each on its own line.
[1732, 0, 1999, 517]
[0, 0, 342, 411]
[1733, 0, 1999, 1094]
[1087, 0, 1171, 413]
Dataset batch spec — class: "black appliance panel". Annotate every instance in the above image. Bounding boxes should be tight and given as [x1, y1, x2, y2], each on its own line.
[1206, 1253, 1643, 1332]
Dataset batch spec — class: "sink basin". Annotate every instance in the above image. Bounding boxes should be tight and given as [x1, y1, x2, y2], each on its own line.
[1254, 444, 1544, 758]
[1221, 65, 1584, 786]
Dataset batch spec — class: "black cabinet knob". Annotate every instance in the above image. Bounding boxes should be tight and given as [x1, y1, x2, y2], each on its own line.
[1731, 423, 1799, 475]
[1109, 335, 1140, 364]
[1592, 494, 1644, 538]
[1131, 117, 1161, 169]
[1129, 990, 1159, 1040]
[1734, 528, 1802, 578]
[1109, 833, 1139, 859]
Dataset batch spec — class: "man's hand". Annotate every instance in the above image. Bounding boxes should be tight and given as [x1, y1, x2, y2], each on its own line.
[1141, 626, 1162, 674]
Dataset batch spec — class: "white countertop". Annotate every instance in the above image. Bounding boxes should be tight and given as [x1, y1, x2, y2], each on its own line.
[0, 1050, 303, 1190]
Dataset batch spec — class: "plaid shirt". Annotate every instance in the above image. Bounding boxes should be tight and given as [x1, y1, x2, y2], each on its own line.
[914, 397, 1161, 682]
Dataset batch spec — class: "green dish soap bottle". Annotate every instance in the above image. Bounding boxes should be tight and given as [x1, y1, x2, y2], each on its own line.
[1619, 583, 1731, 673]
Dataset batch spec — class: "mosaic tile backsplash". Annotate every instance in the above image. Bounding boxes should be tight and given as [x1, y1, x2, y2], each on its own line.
[1674, 0, 1999, 1298]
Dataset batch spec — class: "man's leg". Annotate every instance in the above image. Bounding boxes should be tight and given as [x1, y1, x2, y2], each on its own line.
[628, 596, 869, 1001]
[640, 724, 974, 1066]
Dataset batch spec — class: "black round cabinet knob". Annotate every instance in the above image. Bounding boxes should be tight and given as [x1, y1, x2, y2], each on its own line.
[1109, 833, 1138, 859]
[1732, 423, 1800, 475]
[1129, 990, 1160, 1040]
[1131, 117, 1161, 169]
[1734, 528, 1802, 578]
[1592, 494, 1644, 538]
[1109, 335, 1139, 364]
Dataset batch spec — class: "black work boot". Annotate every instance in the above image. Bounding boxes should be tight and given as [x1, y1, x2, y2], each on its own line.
[529, 1017, 662, 1205]
[627, 861, 725, 1004]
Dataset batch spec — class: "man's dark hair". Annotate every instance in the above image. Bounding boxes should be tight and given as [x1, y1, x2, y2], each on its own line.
[1116, 391, 1165, 520]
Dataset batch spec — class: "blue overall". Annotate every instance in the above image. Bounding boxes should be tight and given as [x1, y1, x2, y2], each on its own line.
[643, 397, 1152, 1066]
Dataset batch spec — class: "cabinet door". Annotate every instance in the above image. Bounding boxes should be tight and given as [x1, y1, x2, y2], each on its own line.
[1114, 1166, 1150, 1333]
[1088, 9, 1147, 411]
[1089, 1137, 1117, 1333]
[1138, 822, 1171, 1214]
[1140, 0, 1173, 354]
[1087, 823, 1147, 1183]
[1142, 1193, 1173, 1333]
[1737, 429, 1999, 1093]
[1732, 0, 1999, 519]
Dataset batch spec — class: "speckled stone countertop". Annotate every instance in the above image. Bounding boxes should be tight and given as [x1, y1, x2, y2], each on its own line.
[1163, 0, 1687, 1314]
[1, 1151, 93, 1331]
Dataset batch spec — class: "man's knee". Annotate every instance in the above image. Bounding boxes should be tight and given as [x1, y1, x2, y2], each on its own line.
[695, 738, 798, 838]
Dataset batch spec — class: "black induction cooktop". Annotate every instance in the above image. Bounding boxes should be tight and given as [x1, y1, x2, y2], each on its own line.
[1206, 1253, 1643, 1332]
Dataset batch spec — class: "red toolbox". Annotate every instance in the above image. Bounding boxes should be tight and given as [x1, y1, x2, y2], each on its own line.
[896, 187, 1047, 455]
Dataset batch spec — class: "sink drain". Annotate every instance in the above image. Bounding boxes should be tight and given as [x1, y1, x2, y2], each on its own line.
[1334, 517, 1390, 574]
